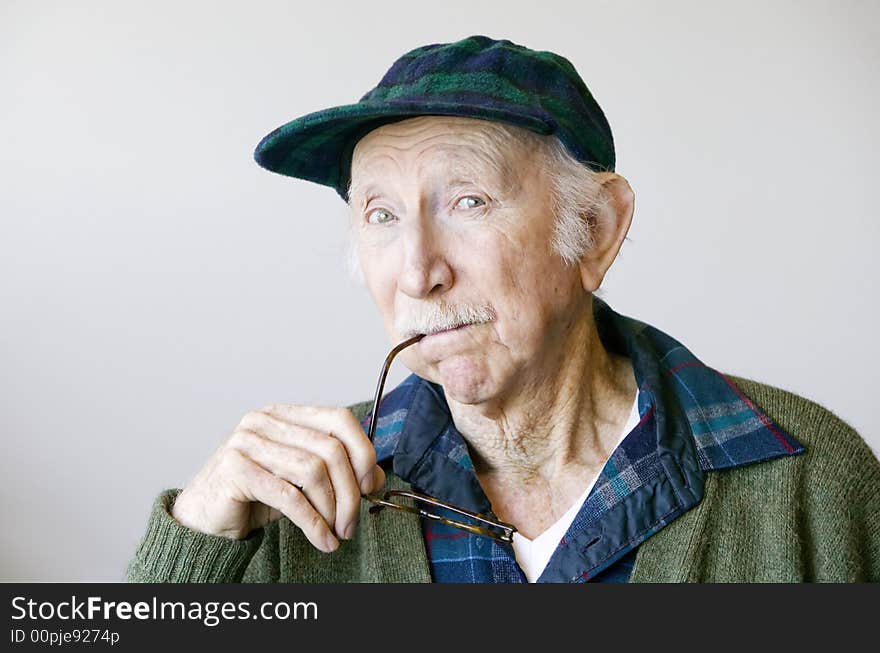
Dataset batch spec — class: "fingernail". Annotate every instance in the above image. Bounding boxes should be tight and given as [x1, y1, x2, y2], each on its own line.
[343, 522, 356, 540]
[324, 533, 339, 553]
[360, 472, 374, 494]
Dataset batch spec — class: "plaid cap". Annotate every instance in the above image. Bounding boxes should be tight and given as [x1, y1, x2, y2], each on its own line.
[253, 35, 615, 202]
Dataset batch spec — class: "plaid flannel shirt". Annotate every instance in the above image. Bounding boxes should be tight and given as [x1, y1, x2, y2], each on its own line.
[360, 297, 805, 583]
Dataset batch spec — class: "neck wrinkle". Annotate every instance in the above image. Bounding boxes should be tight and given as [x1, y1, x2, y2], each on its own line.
[446, 304, 637, 487]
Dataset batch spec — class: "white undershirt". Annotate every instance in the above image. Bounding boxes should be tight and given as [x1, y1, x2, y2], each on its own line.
[511, 392, 641, 582]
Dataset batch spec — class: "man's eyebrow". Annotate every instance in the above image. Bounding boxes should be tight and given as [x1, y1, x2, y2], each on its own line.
[349, 144, 516, 206]
[347, 178, 377, 208]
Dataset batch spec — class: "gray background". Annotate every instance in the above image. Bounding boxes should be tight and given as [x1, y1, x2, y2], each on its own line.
[2, 0, 877, 581]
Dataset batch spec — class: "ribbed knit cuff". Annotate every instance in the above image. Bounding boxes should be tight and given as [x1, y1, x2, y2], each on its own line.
[126, 489, 264, 583]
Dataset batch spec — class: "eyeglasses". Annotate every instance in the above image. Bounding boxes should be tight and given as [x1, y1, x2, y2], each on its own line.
[362, 334, 517, 544]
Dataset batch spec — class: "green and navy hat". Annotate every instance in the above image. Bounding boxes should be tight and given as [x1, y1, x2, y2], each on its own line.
[254, 35, 615, 202]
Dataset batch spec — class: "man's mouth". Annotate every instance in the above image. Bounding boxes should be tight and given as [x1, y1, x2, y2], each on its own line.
[415, 323, 479, 348]
[423, 324, 471, 337]
[400, 319, 490, 342]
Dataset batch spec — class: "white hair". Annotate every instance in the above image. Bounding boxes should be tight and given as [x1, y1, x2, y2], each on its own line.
[344, 120, 611, 284]
[540, 131, 613, 265]
[394, 300, 496, 340]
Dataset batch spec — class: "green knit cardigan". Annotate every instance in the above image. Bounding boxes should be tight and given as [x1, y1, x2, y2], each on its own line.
[126, 376, 880, 583]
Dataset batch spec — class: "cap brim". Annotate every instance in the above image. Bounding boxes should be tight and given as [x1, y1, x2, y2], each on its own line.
[253, 100, 554, 202]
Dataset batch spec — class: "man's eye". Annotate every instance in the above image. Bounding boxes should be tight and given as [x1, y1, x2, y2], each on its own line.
[455, 196, 485, 210]
[366, 208, 395, 225]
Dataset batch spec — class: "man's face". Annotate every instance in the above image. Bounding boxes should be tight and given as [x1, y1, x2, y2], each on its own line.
[349, 116, 588, 406]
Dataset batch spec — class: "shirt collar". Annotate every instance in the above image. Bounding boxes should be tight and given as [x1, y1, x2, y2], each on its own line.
[361, 296, 805, 475]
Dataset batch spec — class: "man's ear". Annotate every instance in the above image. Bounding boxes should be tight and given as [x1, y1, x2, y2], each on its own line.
[578, 172, 635, 292]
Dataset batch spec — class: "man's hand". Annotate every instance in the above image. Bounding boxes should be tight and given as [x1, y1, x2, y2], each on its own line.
[170, 405, 385, 552]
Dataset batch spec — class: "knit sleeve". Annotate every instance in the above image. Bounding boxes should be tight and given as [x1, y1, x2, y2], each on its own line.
[125, 489, 277, 583]
[800, 424, 880, 582]
[729, 376, 880, 581]
[821, 431, 880, 582]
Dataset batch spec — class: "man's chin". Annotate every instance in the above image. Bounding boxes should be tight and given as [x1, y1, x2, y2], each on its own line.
[431, 357, 494, 404]
[441, 384, 489, 407]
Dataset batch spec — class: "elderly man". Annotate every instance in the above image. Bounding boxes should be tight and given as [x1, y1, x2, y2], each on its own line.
[127, 35, 879, 583]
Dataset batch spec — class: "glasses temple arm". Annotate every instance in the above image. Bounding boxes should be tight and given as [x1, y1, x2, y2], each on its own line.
[366, 334, 424, 444]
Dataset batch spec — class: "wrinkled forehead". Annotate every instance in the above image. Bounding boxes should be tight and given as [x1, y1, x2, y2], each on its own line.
[348, 116, 529, 205]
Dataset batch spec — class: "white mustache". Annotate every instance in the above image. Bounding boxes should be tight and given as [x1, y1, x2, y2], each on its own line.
[395, 301, 496, 339]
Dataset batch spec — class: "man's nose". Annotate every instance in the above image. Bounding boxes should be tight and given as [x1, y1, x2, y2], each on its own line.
[397, 220, 453, 299]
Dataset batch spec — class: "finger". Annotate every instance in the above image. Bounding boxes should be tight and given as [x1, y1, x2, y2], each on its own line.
[236, 414, 362, 538]
[231, 429, 338, 538]
[365, 464, 386, 495]
[259, 405, 378, 493]
[228, 449, 338, 553]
